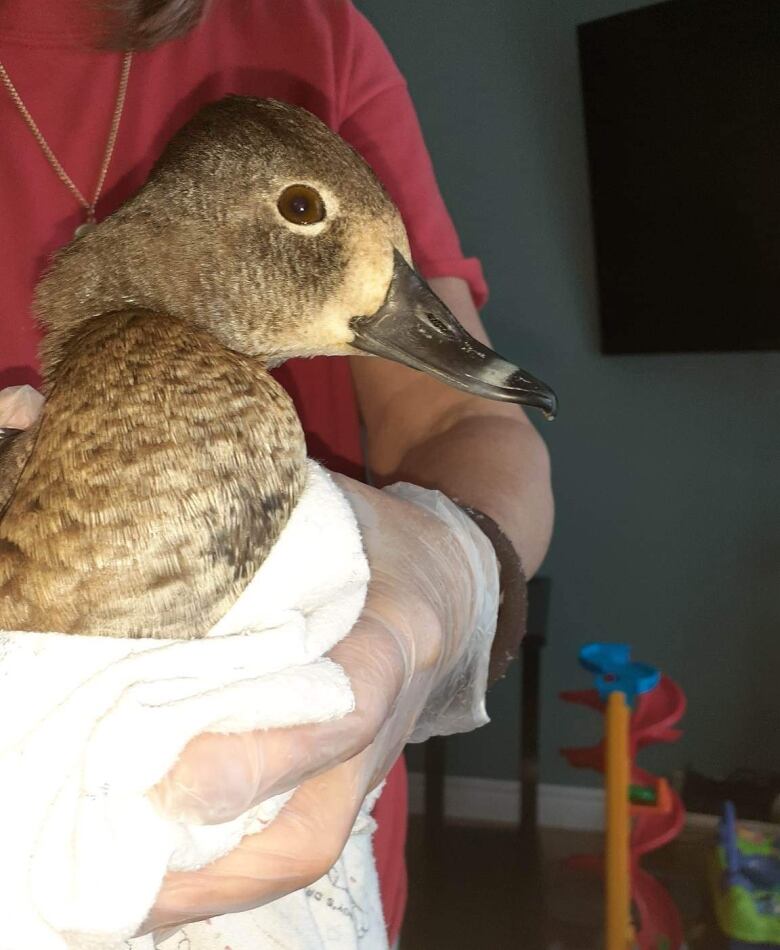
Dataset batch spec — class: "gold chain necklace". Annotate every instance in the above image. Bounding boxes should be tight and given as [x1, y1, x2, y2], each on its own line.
[0, 52, 133, 239]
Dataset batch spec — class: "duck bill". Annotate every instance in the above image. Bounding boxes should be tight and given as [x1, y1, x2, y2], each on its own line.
[350, 250, 557, 419]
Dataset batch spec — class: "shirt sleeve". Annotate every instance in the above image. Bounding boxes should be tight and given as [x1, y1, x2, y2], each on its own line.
[335, 5, 488, 308]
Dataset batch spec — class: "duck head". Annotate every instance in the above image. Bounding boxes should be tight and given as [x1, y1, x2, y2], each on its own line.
[37, 96, 556, 418]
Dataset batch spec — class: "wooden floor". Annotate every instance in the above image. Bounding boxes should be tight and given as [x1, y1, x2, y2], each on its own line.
[400, 816, 728, 949]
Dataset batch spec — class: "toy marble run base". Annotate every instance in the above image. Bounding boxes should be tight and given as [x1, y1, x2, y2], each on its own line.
[560, 644, 687, 950]
[709, 801, 780, 947]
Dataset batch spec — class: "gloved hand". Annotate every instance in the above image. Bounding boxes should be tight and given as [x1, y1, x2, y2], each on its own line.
[0, 384, 44, 429]
[141, 474, 499, 935]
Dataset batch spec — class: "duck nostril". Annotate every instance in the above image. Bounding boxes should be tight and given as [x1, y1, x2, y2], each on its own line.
[425, 312, 451, 335]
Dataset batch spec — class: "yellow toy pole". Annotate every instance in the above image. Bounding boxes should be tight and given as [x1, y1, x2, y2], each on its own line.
[605, 689, 631, 950]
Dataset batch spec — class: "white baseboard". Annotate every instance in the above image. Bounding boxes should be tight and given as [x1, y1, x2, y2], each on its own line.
[408, 773, 779, 836]
[408, 772, 606, 832]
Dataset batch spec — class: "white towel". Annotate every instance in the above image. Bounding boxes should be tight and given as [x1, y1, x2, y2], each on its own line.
[0, 461, 387, 950]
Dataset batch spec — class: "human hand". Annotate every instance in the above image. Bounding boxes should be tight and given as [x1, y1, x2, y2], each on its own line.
[141, 475, 499, 934]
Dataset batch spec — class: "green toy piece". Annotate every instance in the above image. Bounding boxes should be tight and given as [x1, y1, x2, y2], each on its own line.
[629, 783, 657, 805]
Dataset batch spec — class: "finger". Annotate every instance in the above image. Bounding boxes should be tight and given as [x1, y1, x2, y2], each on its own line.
[149, 611, 407, 824]
[141, 751, 370, 935]
[0, 385, 43, 428]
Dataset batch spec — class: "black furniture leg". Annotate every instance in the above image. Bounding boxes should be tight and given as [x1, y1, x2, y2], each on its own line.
[519, 575, 550, 836]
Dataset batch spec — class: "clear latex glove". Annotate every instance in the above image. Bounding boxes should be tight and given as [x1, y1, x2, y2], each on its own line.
[142, 474, 499, 935]
[0, 385, 44, 429]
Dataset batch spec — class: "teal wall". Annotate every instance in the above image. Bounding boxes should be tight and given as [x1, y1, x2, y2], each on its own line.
[359, 0, 780, 786]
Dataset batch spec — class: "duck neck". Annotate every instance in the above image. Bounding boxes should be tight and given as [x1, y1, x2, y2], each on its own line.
[35, 218, 273, 388]
[36, 221, 156, 385]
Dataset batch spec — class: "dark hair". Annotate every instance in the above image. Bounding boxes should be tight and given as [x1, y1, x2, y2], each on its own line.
[103, 0, 210, 50]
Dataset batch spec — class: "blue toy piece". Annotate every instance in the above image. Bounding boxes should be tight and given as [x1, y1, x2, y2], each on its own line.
[578, 642, 660, 706]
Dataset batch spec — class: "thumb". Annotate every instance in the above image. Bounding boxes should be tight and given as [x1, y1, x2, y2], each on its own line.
[0, 385, 44, 429]
[141, 753, 369, 934]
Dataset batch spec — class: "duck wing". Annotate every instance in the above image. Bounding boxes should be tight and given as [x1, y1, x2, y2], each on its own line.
[0, 426, 35, 512]
[0, 309, 306, 638]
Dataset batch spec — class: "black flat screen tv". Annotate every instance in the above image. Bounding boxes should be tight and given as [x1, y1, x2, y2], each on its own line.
[578, 0, 779, 354]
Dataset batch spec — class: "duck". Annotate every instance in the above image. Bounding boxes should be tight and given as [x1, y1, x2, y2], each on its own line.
[0, 96, 556, 640]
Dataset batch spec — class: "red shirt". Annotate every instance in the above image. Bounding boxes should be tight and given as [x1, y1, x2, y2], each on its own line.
[0, 0, 487, 940]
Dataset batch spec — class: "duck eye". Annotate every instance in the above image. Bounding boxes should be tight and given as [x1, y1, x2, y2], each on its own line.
[277, 184, 326, 226]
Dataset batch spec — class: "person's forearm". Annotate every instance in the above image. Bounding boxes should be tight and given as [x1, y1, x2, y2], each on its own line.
[385, 410, 553, 578]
